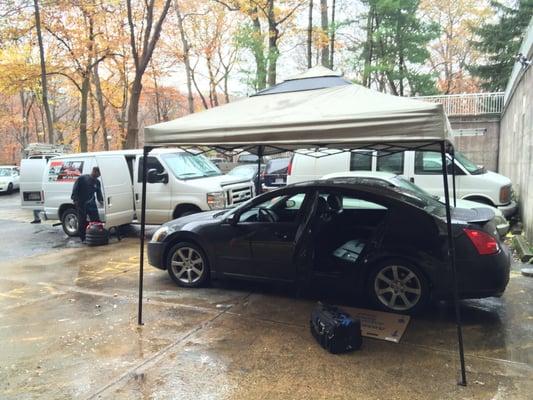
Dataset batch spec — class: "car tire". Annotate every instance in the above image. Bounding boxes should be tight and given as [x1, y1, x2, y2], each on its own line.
[166, 242, 209, 288]
[61, 208, 80, 237]
[7, 183, 13, 194]
[367, 259, 429, 315]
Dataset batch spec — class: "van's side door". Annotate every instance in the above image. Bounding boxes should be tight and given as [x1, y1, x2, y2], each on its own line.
[404, 151, 460, 198]
[96, 155, 135, 228]
[133, 155, 171, 224]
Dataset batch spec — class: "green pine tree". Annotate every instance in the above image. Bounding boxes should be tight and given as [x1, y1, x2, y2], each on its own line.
[470, 0, 533, 91]
[360, 0, 439, 96]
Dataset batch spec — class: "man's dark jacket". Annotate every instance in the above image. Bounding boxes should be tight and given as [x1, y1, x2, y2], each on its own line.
[71, 175, 103, 205]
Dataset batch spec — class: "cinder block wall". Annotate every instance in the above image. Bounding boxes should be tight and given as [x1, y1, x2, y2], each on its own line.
[449, 116, 501, 172]
[499, 65, 533, 241]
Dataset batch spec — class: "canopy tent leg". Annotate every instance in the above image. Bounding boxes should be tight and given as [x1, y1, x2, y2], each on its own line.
[451, 150, 457, 207]
[441, 142, 467, 386]
[138, 145, 153, 326]
[256, 145, 264, 195]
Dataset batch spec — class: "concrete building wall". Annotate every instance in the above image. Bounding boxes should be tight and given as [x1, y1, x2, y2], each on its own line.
[499, 18, 533, 242]
[448, 116, 501, 172]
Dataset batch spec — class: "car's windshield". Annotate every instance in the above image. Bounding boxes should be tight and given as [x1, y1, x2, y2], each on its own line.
[0, 168, 13, 177]
[228, 165, 256, 180]
[454, 151, 484, 174]
[162, 153, 221, 180]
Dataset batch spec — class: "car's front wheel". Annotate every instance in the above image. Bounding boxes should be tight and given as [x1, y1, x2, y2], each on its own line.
[6, 183, 13, 194]
[166, 242, 209, 287]
[367, 260, 429, 314]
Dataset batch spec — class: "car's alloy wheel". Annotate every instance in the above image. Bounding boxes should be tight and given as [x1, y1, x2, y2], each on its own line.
[62, 209, 79, 236]
[369, 261, 428, 314]
[167, 242, 208, 287]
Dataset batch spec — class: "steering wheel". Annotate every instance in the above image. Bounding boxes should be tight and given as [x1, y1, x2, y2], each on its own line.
[258, 207, 278, 223]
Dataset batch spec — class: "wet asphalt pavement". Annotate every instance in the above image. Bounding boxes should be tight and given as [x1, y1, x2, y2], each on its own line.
[0, 192, 532, 399]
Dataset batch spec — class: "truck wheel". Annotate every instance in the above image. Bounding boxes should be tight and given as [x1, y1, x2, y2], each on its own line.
[6, 183, 13, 194]
[61, 208, 80, 237]
[173, 205, 201, 219]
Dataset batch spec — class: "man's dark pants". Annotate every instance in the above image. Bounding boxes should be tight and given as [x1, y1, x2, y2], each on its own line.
[77, 200, 100, 241]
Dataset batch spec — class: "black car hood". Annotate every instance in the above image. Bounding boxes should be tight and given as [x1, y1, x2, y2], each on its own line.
[451, 207, 495, 223]
[164, 210, 223, 230]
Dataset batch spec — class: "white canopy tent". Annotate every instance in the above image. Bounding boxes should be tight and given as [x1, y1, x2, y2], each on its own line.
[138, 67, 466, 385]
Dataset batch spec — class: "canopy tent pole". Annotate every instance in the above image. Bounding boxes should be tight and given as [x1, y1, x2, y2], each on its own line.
[256, 145, 264, 195]
[440, 142, 467, 386]
[138, 145, 153, 325]
[451, 150, 457, 207]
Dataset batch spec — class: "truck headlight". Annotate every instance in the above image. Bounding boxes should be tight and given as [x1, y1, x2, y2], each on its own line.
[499, 185, 511, 204]
[207, 192, 225, 209]
[152, 226, 170, 242]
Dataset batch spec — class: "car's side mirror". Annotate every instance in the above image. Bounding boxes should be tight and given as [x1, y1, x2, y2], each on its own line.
[226, 214, 238, 226]
[147, 168, 169, 184]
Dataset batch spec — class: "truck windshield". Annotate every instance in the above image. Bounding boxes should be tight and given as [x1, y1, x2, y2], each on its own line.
[454, 151, 484, 174]
[162, 153, 222, 180]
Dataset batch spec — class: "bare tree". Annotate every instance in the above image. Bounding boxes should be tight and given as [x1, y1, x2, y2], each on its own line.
[329, 0, 336, 69]
[307, 0, 313, 68]
[124, 0, 173, 149]
[33, 0, 54, 144]
[320, 0, 329, 68]
[174, 0, 195, 114]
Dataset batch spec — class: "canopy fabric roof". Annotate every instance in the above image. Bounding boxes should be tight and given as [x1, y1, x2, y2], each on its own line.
[144, 67, 453, 154]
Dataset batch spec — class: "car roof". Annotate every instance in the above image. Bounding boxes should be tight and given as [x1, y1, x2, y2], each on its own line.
[284, 179, 427, 209]
[321, 171, 396, 180]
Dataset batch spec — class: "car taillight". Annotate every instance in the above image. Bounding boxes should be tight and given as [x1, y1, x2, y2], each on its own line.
[287, 156, 293, 176]
[463, 228, 499, 255]
[499, 185, 511, 204]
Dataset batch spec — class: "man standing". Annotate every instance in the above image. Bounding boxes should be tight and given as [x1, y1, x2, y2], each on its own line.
[71, 167, 104, 241]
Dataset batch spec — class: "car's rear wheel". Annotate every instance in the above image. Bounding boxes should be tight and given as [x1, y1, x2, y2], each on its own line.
[367, 260, 429, 314]
[61, 208, 79, 237]
[166, 242, 209, 287]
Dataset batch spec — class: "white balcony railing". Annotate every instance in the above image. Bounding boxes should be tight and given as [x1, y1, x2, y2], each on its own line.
[412, 92, 505, 116]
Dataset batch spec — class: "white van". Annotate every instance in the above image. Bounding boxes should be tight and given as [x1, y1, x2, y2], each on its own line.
[287, 149, 517, 217]
[39, 149, 254, 236]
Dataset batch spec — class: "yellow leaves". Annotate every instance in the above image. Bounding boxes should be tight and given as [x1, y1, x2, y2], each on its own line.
[0, 45, 41, 95]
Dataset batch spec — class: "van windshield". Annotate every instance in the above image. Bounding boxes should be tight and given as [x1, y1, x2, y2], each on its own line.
[162, 153, 222, 180]
[455, 151, 484, 174]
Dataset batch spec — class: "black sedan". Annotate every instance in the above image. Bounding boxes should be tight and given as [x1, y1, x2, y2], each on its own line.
[148, 180, 510, 314]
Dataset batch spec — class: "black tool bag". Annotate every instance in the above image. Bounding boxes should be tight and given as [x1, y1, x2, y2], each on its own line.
[310, 302, 362, 354]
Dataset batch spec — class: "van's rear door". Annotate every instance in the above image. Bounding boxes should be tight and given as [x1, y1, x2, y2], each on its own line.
[96, 155, 134, 228]
[20, 159, 47, 209]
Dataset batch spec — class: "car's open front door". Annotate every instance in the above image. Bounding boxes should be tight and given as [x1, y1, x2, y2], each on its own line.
[96, 155, 135, 228]
[293, 191, 320, 282]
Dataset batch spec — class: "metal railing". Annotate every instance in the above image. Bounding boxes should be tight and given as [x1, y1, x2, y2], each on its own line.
[412, 92, 505, 116]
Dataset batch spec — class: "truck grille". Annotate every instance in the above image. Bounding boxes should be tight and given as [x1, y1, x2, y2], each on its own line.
[226, 185, 253, 206]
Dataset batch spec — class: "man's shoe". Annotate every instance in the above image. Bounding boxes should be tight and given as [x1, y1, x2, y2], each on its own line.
[30, 220, 41, 224]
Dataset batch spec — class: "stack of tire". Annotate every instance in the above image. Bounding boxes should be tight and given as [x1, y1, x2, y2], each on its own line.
[85, 222, 109, 246]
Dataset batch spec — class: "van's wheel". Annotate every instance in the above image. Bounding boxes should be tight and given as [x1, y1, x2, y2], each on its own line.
[61, 208, 80, 237]
[367, 259, 429, 314]
[166, 242, 209, 287]
[173, 205, 201, 219]
[6, 183, 13, 194]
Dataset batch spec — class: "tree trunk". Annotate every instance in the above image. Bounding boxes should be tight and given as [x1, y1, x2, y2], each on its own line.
[362, 7, 374, 87]
[329, 0, 336, 69]
[251, 11, 267, 90]
[266, 0, 279, 86]
[124, 77, 142, 149]
[92, 63, 109, 150]
[150, 61, 162, 123]
[33, 0, 54, 144]
[307, 0, 313, 68]
[175, 0, 195, 113]
[79, 74, 90, 152]
[320, 0, 329, 68]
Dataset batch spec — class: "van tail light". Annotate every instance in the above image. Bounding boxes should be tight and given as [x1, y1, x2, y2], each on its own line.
[287, 155, 293, 176]
[463, 228, 499, 255]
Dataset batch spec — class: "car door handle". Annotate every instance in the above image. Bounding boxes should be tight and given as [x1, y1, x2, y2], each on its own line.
[410, 177, 415, 183]
[107, 196, 111, 205]
[135, 193, 139, 201]
[274, 232, 289, 240]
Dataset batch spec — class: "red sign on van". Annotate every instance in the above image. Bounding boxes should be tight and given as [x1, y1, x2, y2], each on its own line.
[48, 160, 84, 182]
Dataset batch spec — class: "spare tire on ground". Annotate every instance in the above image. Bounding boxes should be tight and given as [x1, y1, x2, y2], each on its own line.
[85, 222, 109, 246]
